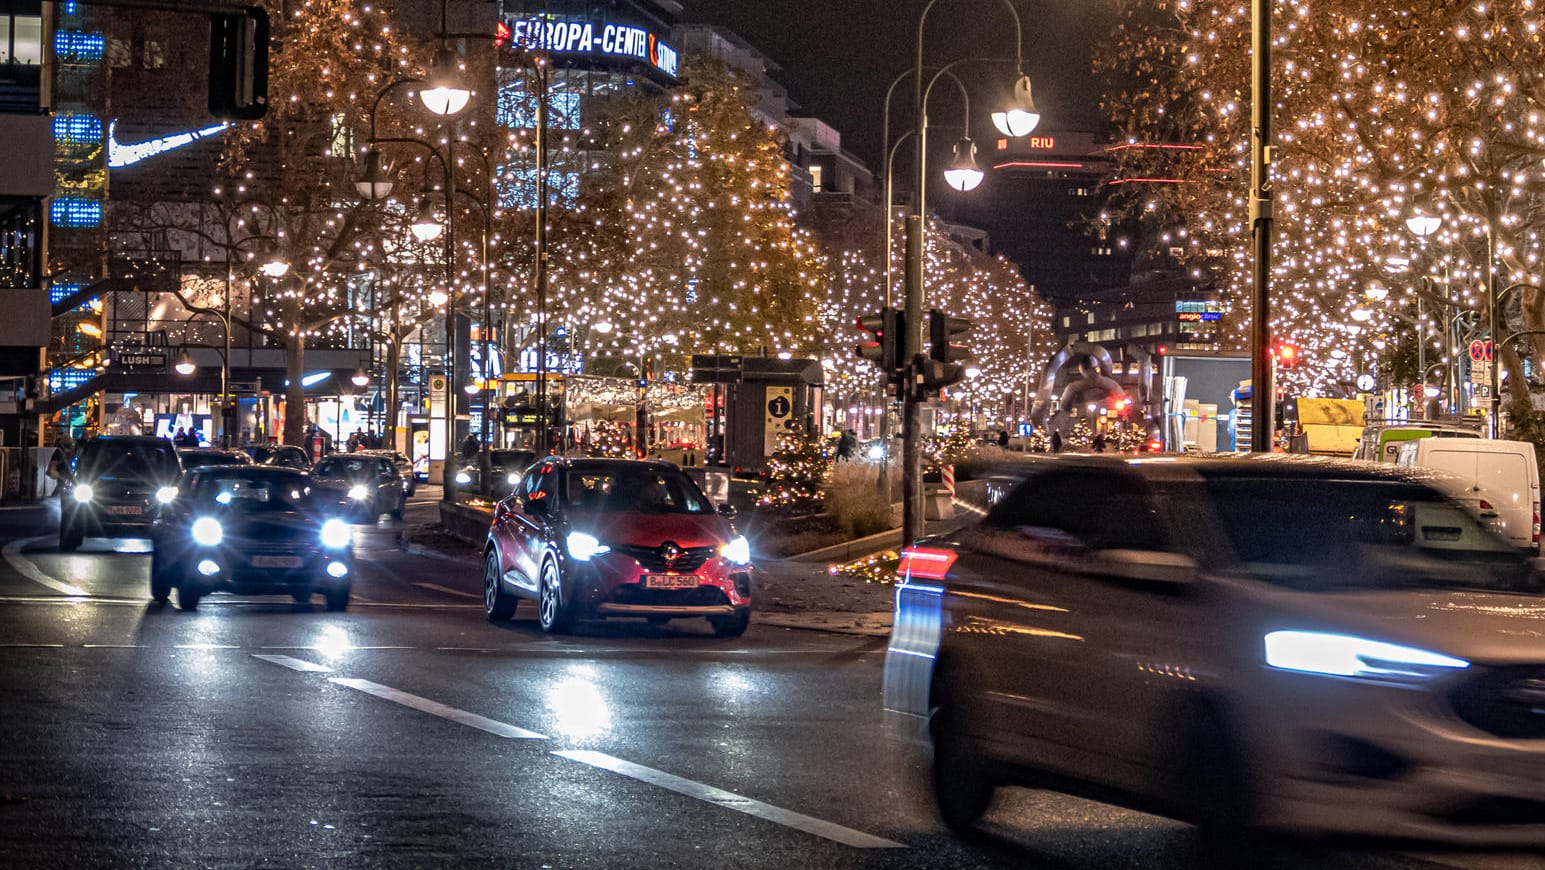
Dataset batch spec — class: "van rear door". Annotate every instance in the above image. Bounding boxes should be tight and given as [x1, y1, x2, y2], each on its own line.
[1422, 446, 1533, 549]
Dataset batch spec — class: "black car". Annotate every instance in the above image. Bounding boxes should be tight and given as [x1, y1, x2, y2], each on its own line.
[151, 466, 353, 610]
[456, 449, 537, 494]
[60, 436, 183, 552]
[356, 449, 416, 495]
[177, 448, 253, 470]
[244, 444, 313, 470]
[309, 455, 405, 520]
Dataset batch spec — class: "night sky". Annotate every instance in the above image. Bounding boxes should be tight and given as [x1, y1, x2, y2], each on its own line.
[680, 0, 1112, 171]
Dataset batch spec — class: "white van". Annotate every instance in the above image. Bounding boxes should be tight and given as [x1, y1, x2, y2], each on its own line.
[1396, 437, 1541, 553]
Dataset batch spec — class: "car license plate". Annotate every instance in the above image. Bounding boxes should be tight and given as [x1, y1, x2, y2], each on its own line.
[252, 555, 303, 569]
[644, 574, 699, 590]
[108, 505, 142, 516]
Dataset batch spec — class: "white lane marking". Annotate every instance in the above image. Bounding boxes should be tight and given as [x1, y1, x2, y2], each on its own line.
[2, 537, 90, 596]
[552, 749, 905, 850]
[413, 582, 482, 600]
[253, 654, 334, 673]
[328, 677, 547, 739]
[83, 644, 143, 648]
[0, 642, 66, 648]
[175, 643, 240, 650]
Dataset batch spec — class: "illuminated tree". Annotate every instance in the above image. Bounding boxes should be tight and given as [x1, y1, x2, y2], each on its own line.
[1097, 0, 1545, 422]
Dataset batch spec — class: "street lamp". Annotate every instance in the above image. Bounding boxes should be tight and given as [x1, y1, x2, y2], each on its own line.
[991, 74, 1040, 138]
[1364, 279, 1389, 302]
[351, 369, 370, 388]
[175, 352, 196, 376]
[1406, 209, 1442, 238]
[419, 47, 471, 117]
[410, 197, 444, 243]
[354, 147, 395, 201]
[943, 137, 983, 192]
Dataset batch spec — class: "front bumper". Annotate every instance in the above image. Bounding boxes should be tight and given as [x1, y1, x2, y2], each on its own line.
[567, 553, 752, 619]
[180, 546, 352, 595]
[66, 499, 169, 537]
[1244, 667, 1545, 847]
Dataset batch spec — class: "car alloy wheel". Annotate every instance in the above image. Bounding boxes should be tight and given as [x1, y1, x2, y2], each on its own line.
[485, 550, 516, 622]
[537, 559, 571, 633]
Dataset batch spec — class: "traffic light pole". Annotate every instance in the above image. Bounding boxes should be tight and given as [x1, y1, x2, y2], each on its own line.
[902, 216, 925, 546]
[1248, 0, 1274, 452]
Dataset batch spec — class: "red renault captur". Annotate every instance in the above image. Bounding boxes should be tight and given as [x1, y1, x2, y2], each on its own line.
[483, 458, 753, 636]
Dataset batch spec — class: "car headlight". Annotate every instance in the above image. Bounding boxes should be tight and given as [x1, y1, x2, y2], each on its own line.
[566, 531, 610, 561]
[155, 486, 178, 504]
[191, 517, 223, 547]
[720, 535, 751, 566]
[454, 471, 472, 485]
[320, 518, 351, 549]
[348, 484, 369, 501]
[72, 483, 94, 503]
[507, 472, 521, 486]
[1263, 630, 1470, 683]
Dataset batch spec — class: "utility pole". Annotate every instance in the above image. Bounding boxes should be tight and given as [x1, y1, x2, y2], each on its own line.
[1248, 0, 1274, 451]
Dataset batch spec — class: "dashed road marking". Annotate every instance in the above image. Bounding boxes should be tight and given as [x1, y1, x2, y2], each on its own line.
[328, 677, 548, 739]
[3, 537, 89, 596]
[553, 749, 905, 849]
[413, 582, 482, 600]
[253, 654, 335, 673]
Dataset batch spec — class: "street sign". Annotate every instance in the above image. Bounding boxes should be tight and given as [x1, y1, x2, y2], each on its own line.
[1471, 360, 1492, 384]
[117, 351, 167, 370]
[227, 380, 258, 394]
[1469, 339, 1494, 362]
[763, 386, 793, 454]
[429, 375, 448, 418]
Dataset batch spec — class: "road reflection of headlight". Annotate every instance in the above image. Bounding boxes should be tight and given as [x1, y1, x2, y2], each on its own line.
[348, 484, 369, 501]
[155, 486, 178, 504]
[191, 517, 223, 546]
[73, 484, 94, 503]
[320, 519, 351, 549]
[547, 673, 612, 739]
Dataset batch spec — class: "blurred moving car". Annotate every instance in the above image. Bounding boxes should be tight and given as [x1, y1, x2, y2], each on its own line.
[885, 456, 1545, 854]
[357, 449, 417, 495]
[455, 449, 537, 494]
[309, 454, 405, 521]
[245, 444, 313, 470]
[151, 466, 352, 610]
[176, 447, 253, 470]
[59, 436, 183, 552]
[483, 458, 752, 636]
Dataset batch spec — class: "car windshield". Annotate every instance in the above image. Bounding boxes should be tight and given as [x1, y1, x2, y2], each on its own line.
[313, 458, 381, 477]
[1203, 476, 1538, 594]
[565, 467, 714, 514]
[189, 471, 312, 512]
[77, 441, 179, 481]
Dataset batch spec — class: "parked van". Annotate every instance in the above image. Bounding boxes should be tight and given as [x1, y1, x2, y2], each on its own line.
[1396, 437, 1541, 553]
[1352, 422, 1481, 463]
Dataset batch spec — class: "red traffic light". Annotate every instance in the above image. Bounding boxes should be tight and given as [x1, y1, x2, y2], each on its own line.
[1272, 343, 1300, 368]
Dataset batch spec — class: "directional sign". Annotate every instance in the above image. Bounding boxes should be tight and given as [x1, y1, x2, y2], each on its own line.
[1469, 339, 1494, 363]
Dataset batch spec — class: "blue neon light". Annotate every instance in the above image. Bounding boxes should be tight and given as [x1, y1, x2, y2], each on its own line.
[50, 282, 83, 304]
[49, 369, 97, 392]
[54, 113, 103, 144]
[55, 30, 105, 63]
[50, 198, 102, 228]
[301, 372, 331, 387]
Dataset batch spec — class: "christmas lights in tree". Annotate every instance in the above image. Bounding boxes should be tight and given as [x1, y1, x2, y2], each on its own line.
[759, 429, 829, 514]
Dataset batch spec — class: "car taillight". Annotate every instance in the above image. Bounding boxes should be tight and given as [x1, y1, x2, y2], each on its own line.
[899, 547, 957, 582]
[1479, 499, 1494, 511]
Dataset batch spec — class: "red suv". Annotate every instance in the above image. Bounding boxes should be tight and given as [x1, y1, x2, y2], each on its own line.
[483, 458, 753, 636]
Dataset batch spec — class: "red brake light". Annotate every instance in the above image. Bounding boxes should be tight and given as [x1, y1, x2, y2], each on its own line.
[1534, 502, 1540, 552]
[1479, 499, 1494, 511]
[899, 547, 957, 581]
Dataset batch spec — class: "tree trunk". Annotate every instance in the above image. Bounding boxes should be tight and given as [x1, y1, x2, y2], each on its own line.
[1502, 343, 1531, 436]
[385, 338, 401, 452]
[284, 329, 307, 447]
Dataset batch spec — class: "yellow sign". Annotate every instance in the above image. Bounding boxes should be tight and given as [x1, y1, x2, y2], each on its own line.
[764, 386, 794, 455]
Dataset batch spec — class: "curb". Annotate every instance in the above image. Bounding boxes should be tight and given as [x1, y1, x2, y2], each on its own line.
[401, 541, 479, 562]
[783, 527, 903, 564]
[755, 611, 893, 637]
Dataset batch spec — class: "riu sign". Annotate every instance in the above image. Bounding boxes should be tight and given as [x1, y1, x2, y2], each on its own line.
[497, 17, 679, 78]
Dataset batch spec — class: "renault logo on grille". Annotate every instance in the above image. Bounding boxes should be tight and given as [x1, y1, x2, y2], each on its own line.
[660, 542, 683, 564]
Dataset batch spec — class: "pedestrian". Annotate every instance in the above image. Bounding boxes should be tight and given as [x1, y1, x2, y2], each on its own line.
[1051, 429, 1063, 453]
[47, 436, 74, 496]
[997, 429, 1009, 448]
[836, 429, 855, 462]
[174, 426, 187, 446]
[1092, 432, 1107, 453]
[460, 432, 480, 462]
[346, 431, 361, 452]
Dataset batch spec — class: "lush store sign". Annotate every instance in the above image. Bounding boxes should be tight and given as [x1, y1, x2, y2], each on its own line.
[496, 17, 679, 78]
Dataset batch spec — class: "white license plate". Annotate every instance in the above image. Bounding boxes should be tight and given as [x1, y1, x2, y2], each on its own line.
[644, 574, 700, 590]
[108, 505, 143, 516]
[252, 555, 303, 569]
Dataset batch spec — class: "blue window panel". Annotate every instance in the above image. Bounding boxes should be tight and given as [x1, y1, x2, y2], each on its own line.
[53, 113, 103, 144]
[50, 198, 102, 228]
[497, 79, 580, 131]
[49, 369, 97, 392]
[55, 30, 105, 63]
[50, 282, 83, 304]
[495, 165, 579, 210]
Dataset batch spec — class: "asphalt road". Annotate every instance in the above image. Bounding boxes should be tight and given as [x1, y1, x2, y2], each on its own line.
[0, 496, 1539, 869]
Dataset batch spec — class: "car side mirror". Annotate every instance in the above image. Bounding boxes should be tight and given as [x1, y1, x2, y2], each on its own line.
[1093, 549, 1198, 587]
[717, 503, 737, 519]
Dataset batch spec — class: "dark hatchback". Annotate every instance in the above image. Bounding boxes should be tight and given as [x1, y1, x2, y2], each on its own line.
[309, 455, 405, 521]
[456, 449, 537, 494]
[245, 444, 313, 470]
[60, 436, 183, 551]
[151, 466, 354, 610]
[484, 458, 752, 635]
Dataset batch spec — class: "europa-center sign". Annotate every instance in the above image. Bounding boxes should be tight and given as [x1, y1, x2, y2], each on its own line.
[496, 16, 679, 79]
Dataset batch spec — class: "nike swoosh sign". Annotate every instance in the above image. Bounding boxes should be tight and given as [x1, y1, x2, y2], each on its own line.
[107, 120, 234, 168]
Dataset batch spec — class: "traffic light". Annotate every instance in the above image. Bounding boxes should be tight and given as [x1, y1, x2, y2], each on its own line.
[921, 309, 972, 391]
[855, 307, 901, 375]
[1273, 342, 1300, 369]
